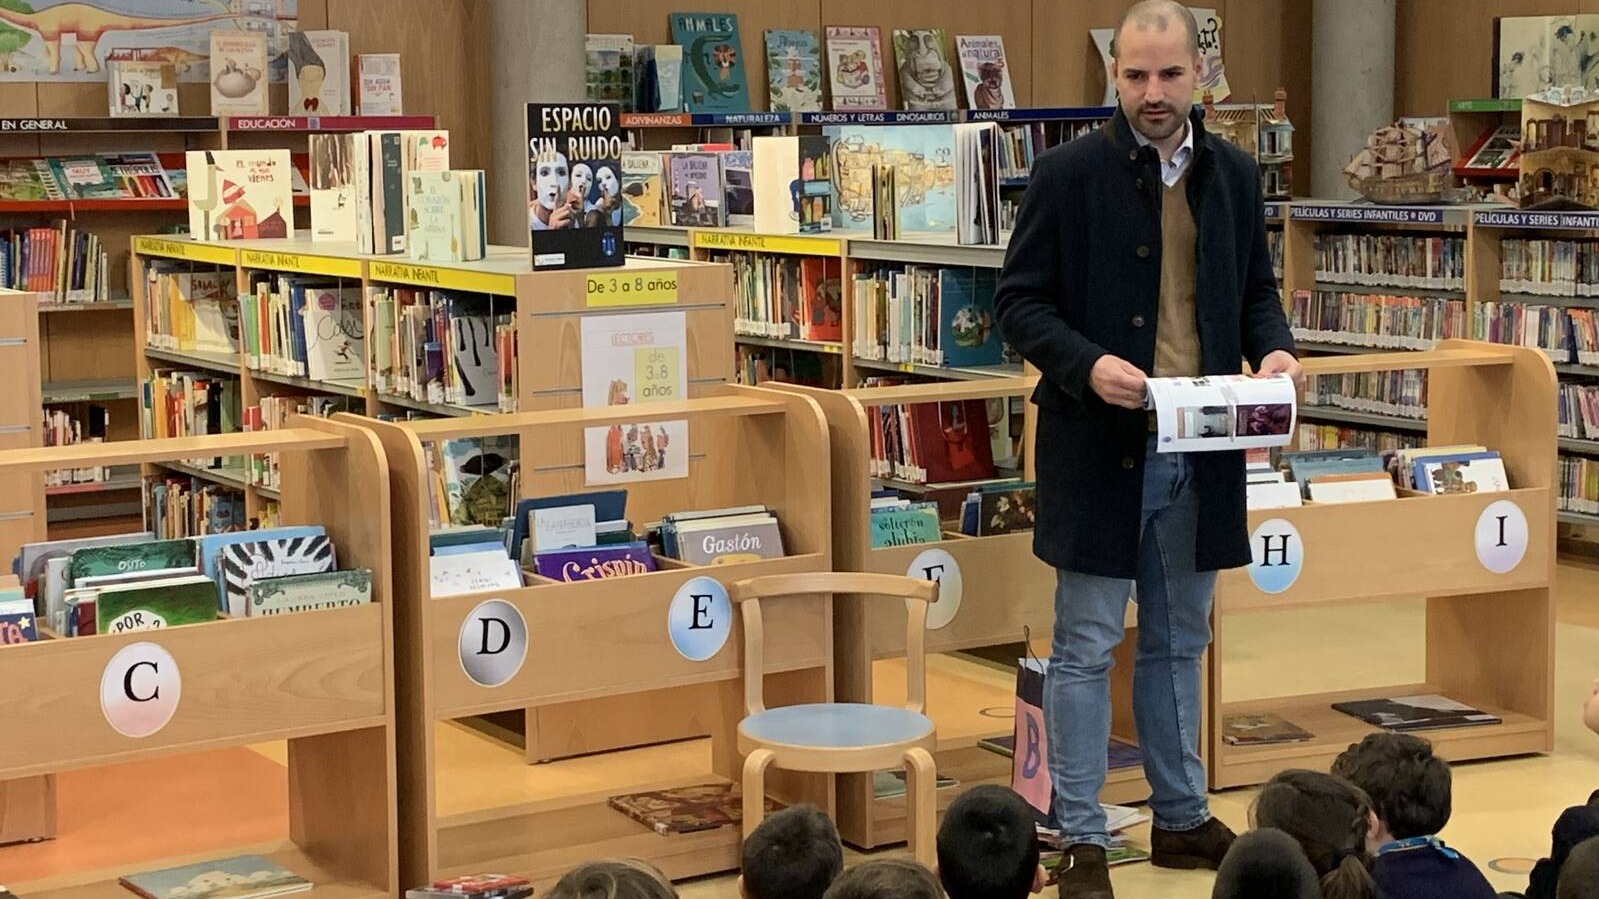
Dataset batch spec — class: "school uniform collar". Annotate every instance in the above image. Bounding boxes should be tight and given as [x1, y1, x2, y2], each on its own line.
[1376, 835, 1459, 859]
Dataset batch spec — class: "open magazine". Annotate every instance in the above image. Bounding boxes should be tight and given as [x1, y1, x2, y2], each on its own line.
[1145, 374, 1296, 454]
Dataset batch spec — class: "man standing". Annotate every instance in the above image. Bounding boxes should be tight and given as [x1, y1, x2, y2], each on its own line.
[994, 2, 1302, 896]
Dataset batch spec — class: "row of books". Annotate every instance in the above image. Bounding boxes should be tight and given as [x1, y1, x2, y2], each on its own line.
[242, 275, 365, 383]
[244, 394, 364, 490]
[145, 473, 247, 539]
[993, 120, 1104, 182]
[1268, 229, 1284, 278]
[1470, 301, 1599, 365]
[868, 480, 1036, 547]
[141, 371, 243, 450]
[304, 130, 457, 257]
[715, 251, 842, 341]
[0, 152, 177, 203]
[1313, 232, 1465, 290]
[1560, 454, 1599, 517]
[865, 397, 1000, 486]
[1294, 422, 1424, 455]
[625, 136, 833, 237]
[1303, 370, 1429, 422]
[955, 121, 1003, 246]
[1221, 694, 1503, 746]
[9, 526, 371, 638]
[42, 407, 112, 487]
[1, 224, 111, 303]
[368, 287, 516, 411]
[735, 344, 841, 388]
[850, 265, 1004, 368]
[1559, 382, 1599, 441]
[1499, 237, 1599, 297]
[143, 265, 236, 356]
[1287, 289, 1466, 351]
[1248, 443, 1508, 510]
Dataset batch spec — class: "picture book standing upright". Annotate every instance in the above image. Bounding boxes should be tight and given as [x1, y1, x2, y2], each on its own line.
[357, 53, 403, 115]
[108, 60, 178, 117]
[764, 30, 822, 113]
[955, 35, 1015, 110]
[526, 102, 625, 270]
[621, 151, 663, 226]
[825, 26, 888, 110]
[669, 13, 751, 113]
[586, 34, 637, 111]
[186, 150, 292, 242]
[309, 133, 358, 242]
[892, 29, 957, 111]
[753, 135, 832, 235]
[286, 29, 351, 115]
[209, 29, 269, 116]
[665, 151, 725, 228]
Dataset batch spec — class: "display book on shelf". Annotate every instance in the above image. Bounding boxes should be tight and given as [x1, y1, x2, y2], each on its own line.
[0, 419, 398, 899]
[1209, 341, 1556, 789]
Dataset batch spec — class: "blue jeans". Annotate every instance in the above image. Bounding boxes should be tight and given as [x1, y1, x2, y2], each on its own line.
[1046, 434, 1216, 847]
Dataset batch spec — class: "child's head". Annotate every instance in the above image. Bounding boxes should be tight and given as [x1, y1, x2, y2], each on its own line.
[739, 804, 844, 899]
[1331, 732, 1451, 846]
[1561, 836, 1599, 899]
[822, 860, 943, 899]
[546, 859, 677, 899]
[1585, 680, 1599, 736]
[935, 785, 1044, 899]
[1252, 770, 1379, 899]
[1212, 828, 1321, 899]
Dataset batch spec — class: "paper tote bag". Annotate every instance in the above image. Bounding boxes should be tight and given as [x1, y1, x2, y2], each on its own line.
[1012, 655, 1057, 826]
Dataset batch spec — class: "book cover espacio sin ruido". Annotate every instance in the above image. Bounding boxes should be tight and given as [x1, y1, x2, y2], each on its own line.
[526, 102, 625, 271]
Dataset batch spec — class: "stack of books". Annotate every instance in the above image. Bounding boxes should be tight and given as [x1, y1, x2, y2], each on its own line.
[1, 222, 110, 302]
[658, 505, 786, 566]
[368, 287, 516, 411]
[850, 265, 1002, 368]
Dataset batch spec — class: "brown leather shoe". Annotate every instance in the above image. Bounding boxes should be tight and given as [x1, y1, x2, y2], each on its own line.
[1151, 817, 1237, 870]
[1057, 843, 1115, 899]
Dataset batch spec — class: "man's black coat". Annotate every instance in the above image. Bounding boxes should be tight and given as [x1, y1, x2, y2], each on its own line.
[994, 107, 1296, 579]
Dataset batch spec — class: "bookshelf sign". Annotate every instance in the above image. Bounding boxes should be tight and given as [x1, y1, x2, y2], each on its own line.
[370, 260, 515, 295]
[1475, 209, 1599, 230]
[458, 599, 529, 688]
[668, 576, 731, 662]
[800, 110, 958, 125]
[1292, 204, 1447, 224]
[585, 271, 680, 307]
[241, 250, 361, 279]
[692, 231, 842, 257]
[908, 549, 963, 630]
[133, 237, 237, 265]
[100, 642, 181, 738]
[1475, 500, 1529, 574]
[1247, 518, 1302, 594]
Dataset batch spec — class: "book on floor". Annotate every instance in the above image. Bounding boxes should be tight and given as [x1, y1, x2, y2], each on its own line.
[608, 782, 776, 835]
[1332, 694, 1503, 732]
[1222, 712, 1315, 746]
[872, 769, 959, 799]
[118, 854, 311, 899]
[408, 874, 533, 899]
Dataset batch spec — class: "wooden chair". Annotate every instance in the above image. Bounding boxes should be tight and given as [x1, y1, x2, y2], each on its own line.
[729, 572, 940, 865]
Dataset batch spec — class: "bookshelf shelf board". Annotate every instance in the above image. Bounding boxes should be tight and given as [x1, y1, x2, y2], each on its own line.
[373, 392, 483, 418]
[1298, 405, 1428, 433]
[132, 236, 239, 266]
[0, 428, 342, 472]
[249, 369, 368, 399]
[222, 114, 438, 132]
[1560, 437, 1599, 455]
[1293, 340, 1408, 356]
[1497, 293, 1599, 309]
[624, 225, 693, 247]
[238, 245, 364, 279]
[1555, 362, 1599, 378]
[158, 460, 251, 491]
[255, 483, 281, 501]
[1212, 684, 1547, 790]
[1, 197, 307, 214]
[853, 358, 1024, 381]
[145, 346, 242, 374]
[0, 115, 220, 133]
[44, 475, 142, 496]
[1559, 510, 1599, 526]
[42, 379, 138, 403]
[735, 335, 844, 354]
[37, 299, 133, 312]
[1265, 202, 1286, 222]
[844, 233, 1008, 268]
[1312, 281, 1465, 299]
[11, 843, 390, 899]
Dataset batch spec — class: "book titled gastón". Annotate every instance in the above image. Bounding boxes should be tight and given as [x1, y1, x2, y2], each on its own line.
[526, 102, 625, 270]
[118, 854, 311, 899]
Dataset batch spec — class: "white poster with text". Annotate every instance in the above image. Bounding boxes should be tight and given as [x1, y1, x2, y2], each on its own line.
[581, 311, 689, 484]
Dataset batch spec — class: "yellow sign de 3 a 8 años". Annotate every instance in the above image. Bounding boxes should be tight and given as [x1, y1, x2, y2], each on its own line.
[585, 272, 679, 307]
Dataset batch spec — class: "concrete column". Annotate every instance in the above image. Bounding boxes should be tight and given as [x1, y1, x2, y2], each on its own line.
[1310, 0, 1395, 199]
[486, 0, 585, 246]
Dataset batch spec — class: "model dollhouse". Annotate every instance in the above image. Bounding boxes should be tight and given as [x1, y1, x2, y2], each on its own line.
[1203, 87, 1295, 199]
[1519, 86, 1599, 209]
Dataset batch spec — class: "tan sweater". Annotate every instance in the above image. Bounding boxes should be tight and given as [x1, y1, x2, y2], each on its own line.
[1152, 169, 1201, 379]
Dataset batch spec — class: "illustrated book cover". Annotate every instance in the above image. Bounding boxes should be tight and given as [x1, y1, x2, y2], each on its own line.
[248, 568, 373, 617]
[668, 12, 751, 114]
[309, 133, 360, 243]
[608, 783, 776, 835]
[357, 53, 403, 115]
[118, 854, 311, 899]
[1332, 694, 1503, 732]
[721, 149, 754, 226]
[892, 29, 958, 111]
[586, 33, 636, 111]
[764, 29, 822, 113]
[621, 151, 663, 226]
[286, 30, 351, 115]
[407, 170, 487, 263]
[208, 30, 269, 116]
[96, 575, 217, 634]
[533, 542, 659, 582]
[665, 151, 725, 227]
[956, 35, 1015, 110]
[825, 26, 888, 110]
[68, 539, 194, 585]
[526, 102, 625, 270]
[109, 60, 178, 117]
[186, 150, 293, 242]
[218, 535, 338, 619]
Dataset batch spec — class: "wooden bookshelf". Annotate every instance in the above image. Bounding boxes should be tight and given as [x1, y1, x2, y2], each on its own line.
[765, 378, 1152, 849]
[1209, 341, 1556, 788]
[0, 420, 398, 898]
[345, 388, 833, 889]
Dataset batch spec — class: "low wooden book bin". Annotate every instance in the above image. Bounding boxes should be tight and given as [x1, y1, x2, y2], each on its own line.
[730, 572, 940, 866]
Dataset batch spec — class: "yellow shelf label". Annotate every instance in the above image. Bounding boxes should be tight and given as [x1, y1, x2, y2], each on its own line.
[821, 343, 841, 354]
[369, 260, 516, 294]
[241, 249, 361, 279]
[585, 271, 680, 307]
[899, 362, 916, 373]
[692, 230, 842, 257]
[134, 237, 237, 265]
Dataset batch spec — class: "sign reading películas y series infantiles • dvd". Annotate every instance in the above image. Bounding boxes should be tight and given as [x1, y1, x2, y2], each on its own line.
[526, 102, 625, 270]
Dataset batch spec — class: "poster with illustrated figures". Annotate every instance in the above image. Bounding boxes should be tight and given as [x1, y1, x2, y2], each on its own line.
[0, 0, 298, 83]
[581, 311, 689, 486]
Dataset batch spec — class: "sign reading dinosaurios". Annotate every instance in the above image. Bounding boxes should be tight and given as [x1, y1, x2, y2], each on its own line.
[0, 0, 297, 83]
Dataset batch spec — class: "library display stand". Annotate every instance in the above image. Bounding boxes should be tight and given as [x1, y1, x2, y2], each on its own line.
[0, 418, 398, 898]
[767, 378, 1152, 849]
[348, 388, 834, 889]
[1209, 340, 1556, 789]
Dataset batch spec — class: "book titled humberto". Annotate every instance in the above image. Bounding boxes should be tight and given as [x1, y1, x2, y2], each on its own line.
[526, 102, 625, 270]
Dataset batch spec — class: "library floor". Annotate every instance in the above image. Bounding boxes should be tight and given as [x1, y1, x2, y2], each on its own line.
[9, 562, 1599, 896]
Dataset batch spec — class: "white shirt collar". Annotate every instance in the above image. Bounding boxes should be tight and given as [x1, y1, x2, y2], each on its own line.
[1133, 120, 1194, 186]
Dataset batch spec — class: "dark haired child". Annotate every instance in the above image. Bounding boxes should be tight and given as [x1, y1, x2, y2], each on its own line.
[1252, 769, 1381, 899]
[1331, 733, 1496, 899]
[935, 785, 1045, 899]
[822, 859, 942, 899]
[1560, 835, 1599, 899]
[739, 804, 844, 899]
[1212, 828, 1321, 899]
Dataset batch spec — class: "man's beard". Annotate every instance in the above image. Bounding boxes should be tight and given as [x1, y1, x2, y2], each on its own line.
[1133, 103, 1187, 141]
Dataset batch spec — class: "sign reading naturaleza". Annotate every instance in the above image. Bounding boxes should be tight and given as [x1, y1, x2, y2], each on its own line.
[526, 102, 625, 271]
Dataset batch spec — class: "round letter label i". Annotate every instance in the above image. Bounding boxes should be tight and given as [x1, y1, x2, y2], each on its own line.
[458, 599, 529, 687]
[669, 576, 732, 662]
[908, 549, 963, 630]
[100, 642, 181, 738]
[1476, 500, 1528, 574]
[1247, 518, 1302, 594]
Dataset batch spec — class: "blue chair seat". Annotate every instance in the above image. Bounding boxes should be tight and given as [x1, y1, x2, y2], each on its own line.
[740, 703, 934, 749]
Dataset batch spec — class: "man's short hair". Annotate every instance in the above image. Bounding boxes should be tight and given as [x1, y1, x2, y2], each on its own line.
[741, 804, 844, 899]
[1112, 0, 1201, 57]
[936, 786, 1040, 899]
[823, 860, 942, 899]
[1330, 733, 1452, 839]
